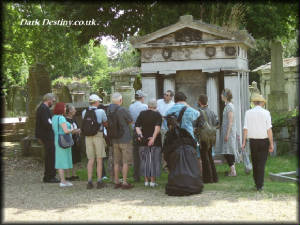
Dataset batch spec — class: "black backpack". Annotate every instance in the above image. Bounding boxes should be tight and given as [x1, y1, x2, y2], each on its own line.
[81, 108, 100, 136]
[107, 106, 124, 139]
[166, 106, 187, 135]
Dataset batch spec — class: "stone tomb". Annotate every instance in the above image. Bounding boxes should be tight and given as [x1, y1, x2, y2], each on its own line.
[130, 15, 255, 151]
[110, 67, 139, 108]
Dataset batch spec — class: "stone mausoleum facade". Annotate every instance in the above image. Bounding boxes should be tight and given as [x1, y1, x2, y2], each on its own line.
[130, 15, 255, 148]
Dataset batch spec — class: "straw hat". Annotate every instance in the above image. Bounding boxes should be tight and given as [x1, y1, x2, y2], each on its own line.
[251, 93, 266, 102]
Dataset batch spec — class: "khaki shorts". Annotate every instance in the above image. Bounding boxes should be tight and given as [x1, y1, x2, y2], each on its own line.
[85, 132, 106, 159]
[113, 143, 133, 165]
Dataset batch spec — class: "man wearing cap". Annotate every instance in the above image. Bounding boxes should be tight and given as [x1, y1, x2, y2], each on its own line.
[35, 93, 60, 183]
[129, 90, 148, 182]
[82, 94, 108, 189]
[242, 94, 274, 191]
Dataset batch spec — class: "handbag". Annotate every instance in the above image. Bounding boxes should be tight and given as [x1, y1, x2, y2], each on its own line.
[57, 116, 74, 149]
[241, 145, 252, 174]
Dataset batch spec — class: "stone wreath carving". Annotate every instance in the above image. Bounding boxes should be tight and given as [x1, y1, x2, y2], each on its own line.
[205, 47, 216, 57]
[162, 48, 172, 59]
[225, 46, 236, 56]
[142, 50, 153, 60]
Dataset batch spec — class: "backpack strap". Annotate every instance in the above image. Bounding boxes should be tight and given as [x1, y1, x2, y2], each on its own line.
[177, 106, 187, 127]
[86, 107, 97, 116]
[108, 105, 120, 115]
[201, 109, 209, 123]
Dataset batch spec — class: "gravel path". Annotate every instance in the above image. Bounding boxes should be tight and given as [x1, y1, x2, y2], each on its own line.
[3, 156, 298, 223]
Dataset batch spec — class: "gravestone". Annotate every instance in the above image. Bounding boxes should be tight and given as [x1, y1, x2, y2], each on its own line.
[116, 86, 135, 108]
[53, 85, 72, 103]
[268, 41, 288, 112]
[22, 63, 51, 158]
[110, 67, 138, 108]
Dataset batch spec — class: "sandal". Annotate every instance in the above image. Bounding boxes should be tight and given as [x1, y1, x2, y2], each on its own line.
[121, 183, 134, 189]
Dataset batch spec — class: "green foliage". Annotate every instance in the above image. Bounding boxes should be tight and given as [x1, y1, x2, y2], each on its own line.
[110, 40, 141, 69]
[271, 109, 299, 128]
[58, 2, 251, 43]
[2, 2, 85, 109]
[245, 2, 299, 41]
[133, 74, 142, 91]
[51, 77, 89, 87]
[76, 40, 119, 94]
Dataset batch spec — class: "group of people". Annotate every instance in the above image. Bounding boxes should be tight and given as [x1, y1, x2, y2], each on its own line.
[35, 87, 273, 193]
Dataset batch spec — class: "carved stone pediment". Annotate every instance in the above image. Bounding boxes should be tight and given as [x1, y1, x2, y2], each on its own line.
[148, 28, 225, 45]
[130, 15, 255, 49]
[174, 28, 203, 42]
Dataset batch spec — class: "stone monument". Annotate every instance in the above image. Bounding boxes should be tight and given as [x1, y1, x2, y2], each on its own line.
[268, 41, 288, 112]
[53, 84, 72, 103]
[110, 67, 139, 108]
[22, 63, 52, 158]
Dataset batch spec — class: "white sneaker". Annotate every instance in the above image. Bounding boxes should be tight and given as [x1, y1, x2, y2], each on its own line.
[144, 182, 149, 187]
[66, 181, 73, 186]
[59, 182, 73, 187]
[150, 182, 158, 187]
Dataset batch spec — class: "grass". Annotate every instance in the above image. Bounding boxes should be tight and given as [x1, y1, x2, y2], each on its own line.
[76, 154, 298, 195]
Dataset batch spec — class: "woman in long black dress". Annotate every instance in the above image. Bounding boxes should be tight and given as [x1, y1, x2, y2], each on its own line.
[65, 104, 82, 181]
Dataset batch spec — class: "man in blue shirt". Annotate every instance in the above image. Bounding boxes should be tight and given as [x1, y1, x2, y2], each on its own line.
[129, 90, 148, 182]
[82, 94, 108, 189]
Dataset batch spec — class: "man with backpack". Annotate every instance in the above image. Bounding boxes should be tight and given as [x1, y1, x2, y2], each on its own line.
[195, 94, 219, 183]
[82, 94, 108, 189]
[107, 92, 134, 189]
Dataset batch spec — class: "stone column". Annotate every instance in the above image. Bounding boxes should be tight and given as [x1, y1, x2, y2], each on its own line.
[141, 76, 157, 104]
[268, 41, 288, 112]
[163, 78, 175, 94]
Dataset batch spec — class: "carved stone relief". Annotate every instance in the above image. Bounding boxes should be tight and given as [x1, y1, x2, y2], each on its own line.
[225, 46, 237, 56]
[149, 33, 175, 43]
[142, 49, 154, 60]
[174, 28, 202, 42]
[162, 48, 173, 60]
[205, 47, 216, 57]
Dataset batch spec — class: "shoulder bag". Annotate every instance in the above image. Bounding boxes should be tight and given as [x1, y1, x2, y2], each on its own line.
[58, 116, 74, 149]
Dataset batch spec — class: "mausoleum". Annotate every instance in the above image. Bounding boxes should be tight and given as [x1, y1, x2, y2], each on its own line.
[130, 15, 255, 148]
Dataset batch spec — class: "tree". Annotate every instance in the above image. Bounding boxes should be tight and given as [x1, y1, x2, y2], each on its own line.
[245, 2, 299, 88]
[2, 2, 86, 110]
[57, 2, 250, 44]
[109, 40, 140, 69]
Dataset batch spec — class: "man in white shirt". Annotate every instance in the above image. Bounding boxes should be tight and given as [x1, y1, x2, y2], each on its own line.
[242, 94, 274, 191]
[157, 90, 175, 171]
[157, 90, 175, 145]
[129, 90, 148, 182]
